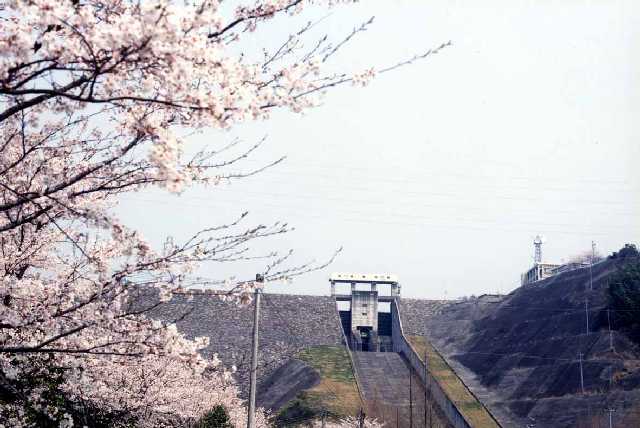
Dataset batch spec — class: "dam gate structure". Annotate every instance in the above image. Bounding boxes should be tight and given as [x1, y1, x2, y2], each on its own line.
[331, 273, 399, 352]
[331, 273, 501, 428]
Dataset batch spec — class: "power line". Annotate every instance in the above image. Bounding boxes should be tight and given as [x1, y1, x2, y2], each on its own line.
[182, 182, 637, 209]
[427, 303, 640, 314]
[122, 186, 639, 218]
[240, 171, 637, 204]
[124, 193, 638, 231]
[424, 310, 630, 334]
[447, 350, 640, 364]
[118, 196, 634, 236]
[234, 157, 638, 188]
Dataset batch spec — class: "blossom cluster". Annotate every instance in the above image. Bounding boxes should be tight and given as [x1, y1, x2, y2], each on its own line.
[352, 68, 377, 87]
[0, 0, 379, 425]
[1, 0, 362, 193]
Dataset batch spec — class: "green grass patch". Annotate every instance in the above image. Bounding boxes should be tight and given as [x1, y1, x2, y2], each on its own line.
[297, 346, 356, 384]
[408, 336, 500, 428]
[275, 346, 361, 427]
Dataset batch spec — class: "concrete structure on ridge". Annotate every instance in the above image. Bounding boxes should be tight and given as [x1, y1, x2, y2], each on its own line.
[330, 273, 399, 352]
[521, 236, 591, 285]
[521, 262, 560, 285]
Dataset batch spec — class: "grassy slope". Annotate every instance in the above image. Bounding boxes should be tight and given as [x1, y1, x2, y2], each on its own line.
[407, 335, 499, 428]
[275, 346, 362, 426]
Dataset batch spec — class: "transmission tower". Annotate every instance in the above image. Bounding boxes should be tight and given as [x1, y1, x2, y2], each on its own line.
[533, 235, 546, 264]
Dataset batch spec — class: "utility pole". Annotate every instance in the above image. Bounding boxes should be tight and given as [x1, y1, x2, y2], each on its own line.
[585, 299, 590, 334]
[589, 241, 595, 291]
[607, 309, 614, 351]
[425, 350, 433, 427]
[423, 321, 432, 427]
[578, 352, 585, 394]
[247, 274, 264, 428]
[424, 350, 428, 428]
[609, 365, 613, 389]
[409, 368, 414, 428]
[606, 408, 616, 428]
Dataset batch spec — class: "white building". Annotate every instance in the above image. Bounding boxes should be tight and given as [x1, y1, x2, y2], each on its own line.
[521, 262, 561, 285]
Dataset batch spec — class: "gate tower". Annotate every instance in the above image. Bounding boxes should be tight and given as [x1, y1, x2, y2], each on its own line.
[330, 273, 399, 352]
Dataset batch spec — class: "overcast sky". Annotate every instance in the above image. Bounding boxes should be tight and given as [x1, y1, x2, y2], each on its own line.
[117, 0, 639, 299]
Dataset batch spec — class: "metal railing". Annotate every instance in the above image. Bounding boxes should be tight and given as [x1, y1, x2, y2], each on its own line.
[391, 300, 502, 428]
[334, 303, 365, 408]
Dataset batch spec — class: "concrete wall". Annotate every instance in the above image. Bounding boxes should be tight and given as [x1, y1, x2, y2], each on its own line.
[337, 308, 365, 410]
[350, 290, 378, 332]
[392, 300, 500, 428]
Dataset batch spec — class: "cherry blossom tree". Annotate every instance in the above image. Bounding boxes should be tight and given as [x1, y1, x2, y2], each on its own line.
[0, 0, 448, 425]
[312, 417, 382, 428]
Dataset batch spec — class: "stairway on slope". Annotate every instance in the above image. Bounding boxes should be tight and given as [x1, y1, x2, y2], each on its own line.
[352, 352, 452, 427]
[354, 352, 412, 406]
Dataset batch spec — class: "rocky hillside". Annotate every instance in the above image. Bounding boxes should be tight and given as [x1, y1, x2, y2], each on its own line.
[423, 253, 640, 427]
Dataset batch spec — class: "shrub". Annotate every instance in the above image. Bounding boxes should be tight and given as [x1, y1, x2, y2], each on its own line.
[608, 261, 640, 328]
[609, 243, 639, 260]
[196, 405, 233, 428]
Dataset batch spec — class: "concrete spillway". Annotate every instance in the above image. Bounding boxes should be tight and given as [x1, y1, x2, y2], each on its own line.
[353, 351, 415, 407]
[352, 351, 451, 427]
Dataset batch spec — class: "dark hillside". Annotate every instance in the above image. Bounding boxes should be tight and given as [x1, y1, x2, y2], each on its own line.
[424, 254, 640, 427]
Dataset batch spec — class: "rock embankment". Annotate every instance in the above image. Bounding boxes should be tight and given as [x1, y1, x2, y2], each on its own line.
[398, 298, 449, 336]
[131, 290, 343, 396]
[423, 256, 640, 427]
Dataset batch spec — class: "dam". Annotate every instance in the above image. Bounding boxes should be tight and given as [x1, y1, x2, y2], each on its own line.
[133, 274, 499, 427]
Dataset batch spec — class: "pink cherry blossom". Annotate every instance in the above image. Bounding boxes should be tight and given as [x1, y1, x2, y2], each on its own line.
[0, 0, 447, 425]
